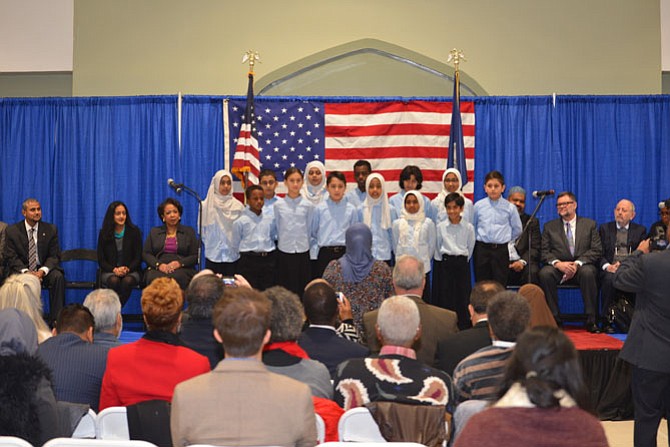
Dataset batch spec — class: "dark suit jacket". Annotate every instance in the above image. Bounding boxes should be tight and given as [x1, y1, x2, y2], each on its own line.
[516, 213, 541, 265]
[598, 221, 647, 269]
[541, 216, 602, 265]
[142, 224, 198, 269]
[363, 294, 458, 368]
[298, 326, 369, 377]
[436, 320, 491, 376]
[97, 224, 143, 273]
[4, 220, 62, 273]
[615, 249, 670, 372]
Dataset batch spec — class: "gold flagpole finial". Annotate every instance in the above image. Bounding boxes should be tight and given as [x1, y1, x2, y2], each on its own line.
[242, 50, 261, 75]
[447, 48, 466, 72]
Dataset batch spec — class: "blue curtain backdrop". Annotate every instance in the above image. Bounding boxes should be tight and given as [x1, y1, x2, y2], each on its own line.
[2, 94, 670, 312]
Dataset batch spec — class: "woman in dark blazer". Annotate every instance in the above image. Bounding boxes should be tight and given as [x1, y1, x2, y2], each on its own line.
[97, 201, 143, 306]
[142, 198, 198, 290]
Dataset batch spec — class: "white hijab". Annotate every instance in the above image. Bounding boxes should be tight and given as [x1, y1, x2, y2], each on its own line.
[362, 173, 391, 230]
[433, 168, 464, 212]
[300, 160, 327, 205]
[201, 170, 244, 240]
[399, 190, 426, 247]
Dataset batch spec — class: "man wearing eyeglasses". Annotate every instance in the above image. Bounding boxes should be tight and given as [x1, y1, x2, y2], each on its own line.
[538, 191, 602, 333]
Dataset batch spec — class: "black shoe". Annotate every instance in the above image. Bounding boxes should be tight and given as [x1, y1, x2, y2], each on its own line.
[603, 323, 616, 334]
[586, 322, 601, 334]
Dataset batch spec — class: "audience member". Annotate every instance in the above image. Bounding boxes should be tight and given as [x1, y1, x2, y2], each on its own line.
[452, 291, 530, 404]
[261, 286, 333, 399]
[517, 284, 558, 328]
[99, 277, 210, 410]
[323, 223, 394, 334]
[3, 198, 65, 321]
[506, 186, 541, 285]
[598, 199, 646, 333]
[0, 308, 65, 446]
[37, 304, 109, 411]
[97, 201, 143, 306]
[83, 289, 123, 348]
[298, 281, 369, 377]
[304, 278, 362, 343]
[454, 327, 607, 447]
[364, 255, 458, 367]
[334, 295, 453, 412]
[0, 273, 51, 343]
[143, 198, 199, 289]
[538, 191, 602, 332]
[614, 233, 670, 447]
[180, 272, 225, 368]
[345, 159, 372, 207]
[436, 281, 504, 376]
[171, 287, 317, 447]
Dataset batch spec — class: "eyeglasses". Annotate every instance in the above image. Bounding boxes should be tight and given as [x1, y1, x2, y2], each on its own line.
[661, 211, 670, 216]
[556, 201, 575, 208]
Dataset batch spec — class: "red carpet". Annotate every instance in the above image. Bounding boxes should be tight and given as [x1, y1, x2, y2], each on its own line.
[563, 326, 624, 351]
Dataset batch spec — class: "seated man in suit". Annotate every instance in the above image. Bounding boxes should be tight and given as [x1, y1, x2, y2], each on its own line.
[171, 287, 317, 447]
[83, 289, 123, 348]
[364, 255, 458, 367]
[334, 295, 453, 413]
[36, 303, 110, 411]
[538, 191, 602, 333]
[506, 186, 541, 285]
[436, 280, 504, 376]
[3, 198, 65, 322]
[598, 199, 646, 334]
[298, 281, 369, 378]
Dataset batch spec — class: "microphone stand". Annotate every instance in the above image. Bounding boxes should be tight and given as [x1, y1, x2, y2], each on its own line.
[173, 183, 204, 270]
[523, 194, 549, 284]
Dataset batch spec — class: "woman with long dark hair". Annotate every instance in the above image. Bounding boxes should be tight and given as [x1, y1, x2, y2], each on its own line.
[97, 201, 142, 306]
[454, 326, 608, 447]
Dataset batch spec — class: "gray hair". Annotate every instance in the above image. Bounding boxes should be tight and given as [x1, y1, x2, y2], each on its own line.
[22, 198, 39, 211]
[263, 286, 305, 343]
[508, 186, 526, 196]
[184, 274, 224, 319]
[83, 289, 121, 332]
[392, 255, 424, 291]
[377, 295, 420, 346]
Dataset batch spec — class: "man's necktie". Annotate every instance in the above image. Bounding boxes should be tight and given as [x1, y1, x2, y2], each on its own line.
[28, 227, 38, 271]
[566, 222, 575, 256]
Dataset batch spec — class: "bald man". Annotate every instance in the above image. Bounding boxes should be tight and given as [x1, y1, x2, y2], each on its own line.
[598, 199, 646, 333]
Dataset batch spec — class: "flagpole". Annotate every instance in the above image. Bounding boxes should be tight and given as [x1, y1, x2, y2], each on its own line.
[447, 48, 468, 186]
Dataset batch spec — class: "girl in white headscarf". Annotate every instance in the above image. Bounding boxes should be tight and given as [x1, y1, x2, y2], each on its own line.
[300, 160, 327, 205]
[201, 170, 245, 275]
[360, 173, 396, 262]
[431, 168, 474, 224]
[392, 190, 436, 301]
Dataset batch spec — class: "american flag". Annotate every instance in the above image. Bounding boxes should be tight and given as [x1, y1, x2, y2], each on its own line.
[228, 98, 475, 198]
[231, 73, 261, 186]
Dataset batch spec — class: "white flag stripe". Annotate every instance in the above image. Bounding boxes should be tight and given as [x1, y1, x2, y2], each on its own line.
[325, 111, 475, 127]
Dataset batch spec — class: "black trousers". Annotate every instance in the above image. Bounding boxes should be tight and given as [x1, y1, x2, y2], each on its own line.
[473, 241, 509, 286]
[538, 264, 599, 323]
[238, 251, 277, 291]
[433, 256, 472, 330]
[631, 365, 670, 447]
[276, 251, 311, 297]
[205, 259, 237, 277]
[43, 269, 65, 322]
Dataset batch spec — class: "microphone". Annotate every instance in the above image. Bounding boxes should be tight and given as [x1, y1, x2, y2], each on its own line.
[167, 178, 183, 194]
[532, 189, 555, 198]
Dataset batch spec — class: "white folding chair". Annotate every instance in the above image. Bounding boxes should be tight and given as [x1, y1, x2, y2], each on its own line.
[315, 413, 326, 444]
[43, 440, 157, 447]
[72, 409, 97, 438]
[0, 437, 33, 447]
[337, 407, 385, 442]
[95, 407, 129, 440]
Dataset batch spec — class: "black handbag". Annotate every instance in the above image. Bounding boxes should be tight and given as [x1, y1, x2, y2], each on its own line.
[607, 297, 634, 333]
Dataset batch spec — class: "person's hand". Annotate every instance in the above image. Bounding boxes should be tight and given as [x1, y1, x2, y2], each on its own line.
[338, 293, 353, 321]
[158, 263, 171, 274]
[30, 270, 44, 282]
[606, 262, 620, 273]
[509, 260, 525, 272]
[637, 239, 651, 254]
[234, 274, 252, 289]
[555, 261, 576, 275]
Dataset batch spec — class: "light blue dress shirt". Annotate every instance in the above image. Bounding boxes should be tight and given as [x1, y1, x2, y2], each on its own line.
[391, 218, 437, 273]
[274, 195, 315, 253]
[472, 197, 522, 244]
[345, 188, 367, 207]
[434, 219, 476, 260]
[311, 198, 360, 255]
[231, 207, 277, 253]
[358, 205, 396, 261]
